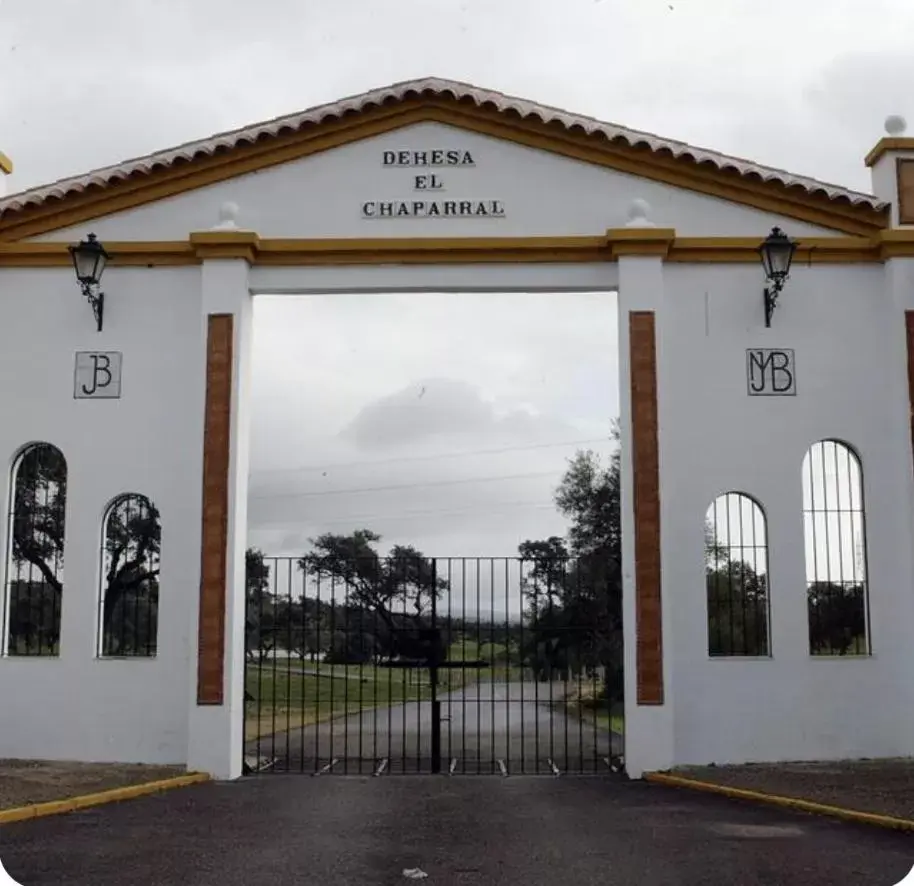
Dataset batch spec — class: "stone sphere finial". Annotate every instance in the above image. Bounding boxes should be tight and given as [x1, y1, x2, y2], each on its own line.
[625, 198, 655, 228]
[211, 201, 240, 231]
[885, 115, 907, 137]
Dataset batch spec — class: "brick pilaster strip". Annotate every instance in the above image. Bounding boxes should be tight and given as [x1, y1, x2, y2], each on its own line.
[630, 311, 664, 705]
[197, 313, 234, 705]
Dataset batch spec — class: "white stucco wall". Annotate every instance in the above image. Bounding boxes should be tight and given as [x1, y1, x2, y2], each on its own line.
[657, 261, 914, 766]
[32, 122, 842, 242]
[0, 266, 205, 764]
[3, 119, 913, 777]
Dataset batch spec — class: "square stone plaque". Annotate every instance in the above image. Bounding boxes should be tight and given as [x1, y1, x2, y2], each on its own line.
[74, 351, 122, 399]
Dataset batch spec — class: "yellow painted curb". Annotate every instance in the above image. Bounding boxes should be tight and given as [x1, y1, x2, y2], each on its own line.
[644, 772, 914, 833]
[0, 772, 211, 825]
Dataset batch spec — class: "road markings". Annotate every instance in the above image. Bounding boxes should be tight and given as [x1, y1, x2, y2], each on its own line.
[547, 758, 561, 776]
[497, 759, 508, 777]
[314, 758, 339, 776]
[448, 757, 458, 775]
[374, 758, 389, 777]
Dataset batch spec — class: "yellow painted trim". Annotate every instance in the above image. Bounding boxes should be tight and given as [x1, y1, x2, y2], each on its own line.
[0, 772, 210, 825]
[606, 228, 676, 259]
[190, 230, 260, 262]
[2, 233, 912, 268]
[0, 240, 196, 267]
[865, 137, 914, 167]
[255, 234, 613, 265]
[644, 772, 914, 833]
[668, 236, 880, 264]
[0, 151, 12, 175]
[0, 98, 887, 241]
[879, 229, 914, 259]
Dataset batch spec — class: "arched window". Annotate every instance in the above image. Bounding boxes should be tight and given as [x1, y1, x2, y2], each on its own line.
[705, 492, 770, 657]
[99, 494, 161, 657]
[802, 440, 870, 656]
[5, 442, 67, 656]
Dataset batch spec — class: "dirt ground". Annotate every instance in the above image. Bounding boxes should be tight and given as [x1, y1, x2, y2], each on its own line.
[0, 759, 187, 810]
[675, 758, 914, 821]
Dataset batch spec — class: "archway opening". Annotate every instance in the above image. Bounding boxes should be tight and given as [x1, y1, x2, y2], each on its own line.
[243, 287, 622, 776]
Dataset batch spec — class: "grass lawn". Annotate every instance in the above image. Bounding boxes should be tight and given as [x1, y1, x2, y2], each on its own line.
[556, 682, 625, 734]
[245, 664, 430, 741]
[244, 656, 531, 741]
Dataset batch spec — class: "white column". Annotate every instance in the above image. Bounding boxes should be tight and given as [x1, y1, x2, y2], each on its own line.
[868, 116, 914, 227]
[614, 201, 674, 778]
[186, 253, 253, 779]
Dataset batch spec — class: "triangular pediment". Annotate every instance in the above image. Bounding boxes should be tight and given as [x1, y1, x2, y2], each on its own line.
[0, 78, 887, 240]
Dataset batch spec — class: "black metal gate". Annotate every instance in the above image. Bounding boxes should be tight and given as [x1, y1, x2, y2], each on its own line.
[243, 556, 624, 776]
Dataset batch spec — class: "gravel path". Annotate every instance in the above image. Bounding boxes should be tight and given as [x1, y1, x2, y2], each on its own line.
[676, 759, 914, 820]
[0, 760, 186, 810]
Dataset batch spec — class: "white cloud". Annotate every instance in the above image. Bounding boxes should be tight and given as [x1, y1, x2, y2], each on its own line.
[247, 292, 617, 556]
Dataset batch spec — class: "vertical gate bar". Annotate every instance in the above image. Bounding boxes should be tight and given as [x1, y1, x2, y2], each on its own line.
[413, 556, 421, 775]
[562, 558, 569, 775]
[462, 558, 468, 775]
[504, 557, 510, 773]
[299, 560, 307, 774]
[253, 558, 264, 768]
[533, 571, 540, 774]
[518, 557, 526, 775]
[594, 557, 600, 773]
[343, 570, 350, 775]
[285, 559, 293, 770]
[386, 558, 394, 772]
[577, 563, 584, 774]
[314, 568, 322, 772]
[489, 557, 496, 775]
[431, 558, 441, 774]
[446, 558, 453, 771]
[358, 570, 365, 775]
[324, 573, 336, 768]
[547, 565, 555, 773]
[476, 557, 482, 775]
[372, 557, 379, 774]
[269, 559, 279, 765]
[392, 558, 400, 773]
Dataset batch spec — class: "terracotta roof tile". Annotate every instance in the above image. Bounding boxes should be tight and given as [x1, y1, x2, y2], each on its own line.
[0, 77, 886, 216]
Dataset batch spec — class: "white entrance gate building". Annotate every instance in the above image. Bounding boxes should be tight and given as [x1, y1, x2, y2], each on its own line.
[1, 79, 913, 780]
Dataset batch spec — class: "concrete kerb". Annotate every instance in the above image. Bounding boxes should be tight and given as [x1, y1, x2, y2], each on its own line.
[644, 771, 914, 834]
[0, 772, 211, 825]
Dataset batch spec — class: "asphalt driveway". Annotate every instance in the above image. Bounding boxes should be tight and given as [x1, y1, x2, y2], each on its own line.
[248, 681, 622, 774]
[2, 775, 913, 885]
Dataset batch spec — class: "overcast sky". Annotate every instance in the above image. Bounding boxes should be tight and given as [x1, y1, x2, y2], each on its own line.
[2, 0, 910, 561]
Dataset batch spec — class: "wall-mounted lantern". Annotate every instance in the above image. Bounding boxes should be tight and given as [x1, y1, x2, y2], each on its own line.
[68, 233, 109, 332]
[758, 226, 798, 328]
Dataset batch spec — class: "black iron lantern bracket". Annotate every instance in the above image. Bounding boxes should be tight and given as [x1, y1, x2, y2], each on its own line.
[758, 226, 798, 328]
[80, 281, 105, 333]
[763, 278, 784, 328]
[68, 233, 109, 333]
